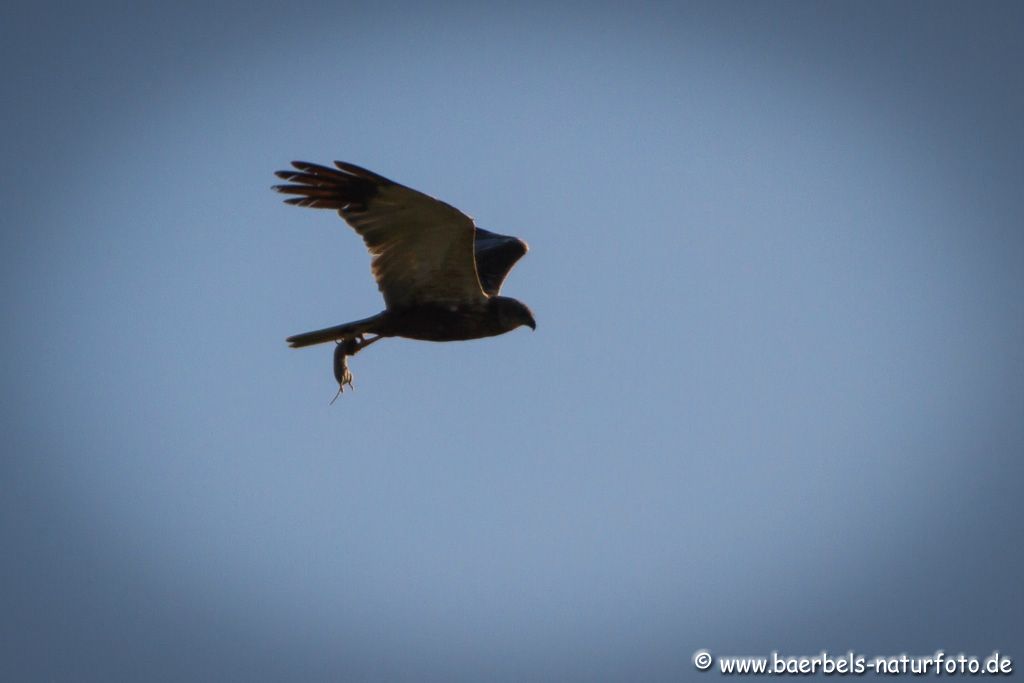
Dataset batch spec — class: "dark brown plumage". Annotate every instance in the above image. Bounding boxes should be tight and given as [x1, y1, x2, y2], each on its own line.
[273, 160, 535, 392]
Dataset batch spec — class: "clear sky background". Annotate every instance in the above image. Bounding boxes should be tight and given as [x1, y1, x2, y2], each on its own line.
[2, 2, 1022, 681]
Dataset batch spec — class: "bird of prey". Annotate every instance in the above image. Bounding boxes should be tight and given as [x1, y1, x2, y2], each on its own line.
[273, 160, 535, 395]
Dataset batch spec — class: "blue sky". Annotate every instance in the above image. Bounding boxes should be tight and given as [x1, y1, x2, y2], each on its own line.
[3, 2, 1022, 680]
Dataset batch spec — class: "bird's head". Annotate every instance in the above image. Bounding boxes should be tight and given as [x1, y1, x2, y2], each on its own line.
[492, 296, 536, 332]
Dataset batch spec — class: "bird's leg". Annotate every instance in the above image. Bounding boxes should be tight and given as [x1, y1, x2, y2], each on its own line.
[348, 334, 383, 355]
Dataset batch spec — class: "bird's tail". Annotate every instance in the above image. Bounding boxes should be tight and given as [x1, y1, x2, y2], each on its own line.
[286, 313, 386, 348]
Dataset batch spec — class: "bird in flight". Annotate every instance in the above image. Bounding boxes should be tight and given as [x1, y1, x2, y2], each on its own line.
[273, 160, 535, 396]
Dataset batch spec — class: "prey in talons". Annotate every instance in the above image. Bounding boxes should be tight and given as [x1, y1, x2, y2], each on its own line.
[329, 334, 382, 404]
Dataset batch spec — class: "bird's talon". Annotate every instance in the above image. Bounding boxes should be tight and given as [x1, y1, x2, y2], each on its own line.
[339, 335, 362, 355]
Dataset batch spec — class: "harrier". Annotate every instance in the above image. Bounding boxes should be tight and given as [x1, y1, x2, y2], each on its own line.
[273, 160, 535, 395]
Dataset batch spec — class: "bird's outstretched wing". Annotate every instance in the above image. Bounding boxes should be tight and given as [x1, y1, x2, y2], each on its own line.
[274, 161, 485, 308]
[473, 228, 529, 296]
